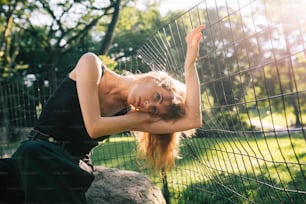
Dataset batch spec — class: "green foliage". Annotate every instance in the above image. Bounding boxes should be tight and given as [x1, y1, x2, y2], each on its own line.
[1, 0, 128, 84]
[98, 55, 117, 71]
[110, 4, 164, 57]
[199, 111, 256, 138]
[0, 0, 170, 82]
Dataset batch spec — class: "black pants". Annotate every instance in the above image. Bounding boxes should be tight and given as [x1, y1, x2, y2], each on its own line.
[0, 140, 94, 204]
[0, 158, 24, 203]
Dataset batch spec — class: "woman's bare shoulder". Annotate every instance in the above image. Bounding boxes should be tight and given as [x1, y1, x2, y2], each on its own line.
[69, 52, 103, 81]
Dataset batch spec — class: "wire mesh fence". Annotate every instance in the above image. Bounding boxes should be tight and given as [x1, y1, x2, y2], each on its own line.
[0, 0, 306, 203]
[134, 0, 306, 203]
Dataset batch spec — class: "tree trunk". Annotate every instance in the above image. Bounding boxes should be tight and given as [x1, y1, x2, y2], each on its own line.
[99, 0, 121, 55]
[46, 50, 60, 90]
[293, 103, 301, 127]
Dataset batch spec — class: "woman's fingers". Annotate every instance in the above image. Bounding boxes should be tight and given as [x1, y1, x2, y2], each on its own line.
[184, 25, 206, 67]
[197, 24, 206, 31]
[186, 24, 206, 45]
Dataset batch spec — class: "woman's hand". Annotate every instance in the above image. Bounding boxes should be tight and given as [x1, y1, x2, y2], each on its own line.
[127, 109, 161, 126]
[184, 25, 206, 68]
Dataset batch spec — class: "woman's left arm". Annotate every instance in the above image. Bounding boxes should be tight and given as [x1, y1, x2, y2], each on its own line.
[183, 24, 205, 128]
[133, 25, 205, 134]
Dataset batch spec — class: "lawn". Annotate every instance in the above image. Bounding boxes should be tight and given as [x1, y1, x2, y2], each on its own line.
[1, 133, 304, 203]
[91, 133, 306, 204]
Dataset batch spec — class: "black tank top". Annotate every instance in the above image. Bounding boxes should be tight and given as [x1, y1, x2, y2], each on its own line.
[34, 69, 130, 159]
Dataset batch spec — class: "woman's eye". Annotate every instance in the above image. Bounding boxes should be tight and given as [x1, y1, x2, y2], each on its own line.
[155, 93, 161, 101]
[151, 107, 159, 115]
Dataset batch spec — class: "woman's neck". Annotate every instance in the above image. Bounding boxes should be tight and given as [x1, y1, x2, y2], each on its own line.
[100, 69, 133, 106]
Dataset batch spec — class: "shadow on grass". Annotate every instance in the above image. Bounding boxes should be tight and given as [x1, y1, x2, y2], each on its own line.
[177, 171, 306, 204]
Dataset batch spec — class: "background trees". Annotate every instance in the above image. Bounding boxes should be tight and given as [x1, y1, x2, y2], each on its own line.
[0, 0, 175, 142]
[0, 0, 171, 85]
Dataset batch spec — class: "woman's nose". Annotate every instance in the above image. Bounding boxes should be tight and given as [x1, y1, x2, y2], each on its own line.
[143, 100, 153, 110]
[143, 100, 150, 108]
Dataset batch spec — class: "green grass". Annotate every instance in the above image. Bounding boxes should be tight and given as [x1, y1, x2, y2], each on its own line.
[245, 106, 306, 128]
[1, 133, 304, 203]
[172, 134, 306, 204]
[0, 142, 21, 158]
[91, 136, 139, 171]
[91, 134, 306, 204]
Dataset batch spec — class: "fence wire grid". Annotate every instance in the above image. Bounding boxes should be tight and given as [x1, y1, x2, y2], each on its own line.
[1, 0, 306, 203]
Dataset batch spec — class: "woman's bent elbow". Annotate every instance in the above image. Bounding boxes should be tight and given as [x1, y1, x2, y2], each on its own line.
[194, 119, 202, 128]
[192, 114, 202, 128]
[87, 129, 98, 139]
[86, 125, 102, 139]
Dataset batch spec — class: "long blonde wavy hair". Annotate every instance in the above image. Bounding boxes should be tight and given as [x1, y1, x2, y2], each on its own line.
[131, 71, 196, 173]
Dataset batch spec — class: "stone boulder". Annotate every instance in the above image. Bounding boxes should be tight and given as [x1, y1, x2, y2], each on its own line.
[86, 166, 166, 204]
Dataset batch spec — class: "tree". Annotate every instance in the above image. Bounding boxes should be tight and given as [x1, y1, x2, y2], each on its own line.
[0, 0, 128, 143]
[107, 1, 165, 73]
[0, 0, 27, 82]
[99, 0, 121, 55]
[253, 0, 306, 127]
[3, 0, 127, 88]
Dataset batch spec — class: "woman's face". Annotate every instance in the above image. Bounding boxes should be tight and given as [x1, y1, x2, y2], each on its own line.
[128, 80, 173, 116]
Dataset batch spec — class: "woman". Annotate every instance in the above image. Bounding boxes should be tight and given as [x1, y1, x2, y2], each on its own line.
[0, 24, 205, 203]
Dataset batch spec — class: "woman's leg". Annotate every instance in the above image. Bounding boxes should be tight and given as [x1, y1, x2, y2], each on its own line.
[0, 158, 25, 203]
[12, 140, 94, 204]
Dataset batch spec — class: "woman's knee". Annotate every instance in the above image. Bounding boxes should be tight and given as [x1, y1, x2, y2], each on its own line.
[13, 141, 51, 161]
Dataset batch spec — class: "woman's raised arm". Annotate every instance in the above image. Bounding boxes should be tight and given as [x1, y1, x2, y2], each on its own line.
[183, 24, 205, 128]
[133, 25, 205, 134]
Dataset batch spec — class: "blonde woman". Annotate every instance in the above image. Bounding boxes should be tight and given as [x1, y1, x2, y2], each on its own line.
[0, 25, 205, 203]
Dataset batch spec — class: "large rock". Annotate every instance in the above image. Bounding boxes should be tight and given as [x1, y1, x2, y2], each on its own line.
[86, 166, 166, 204]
